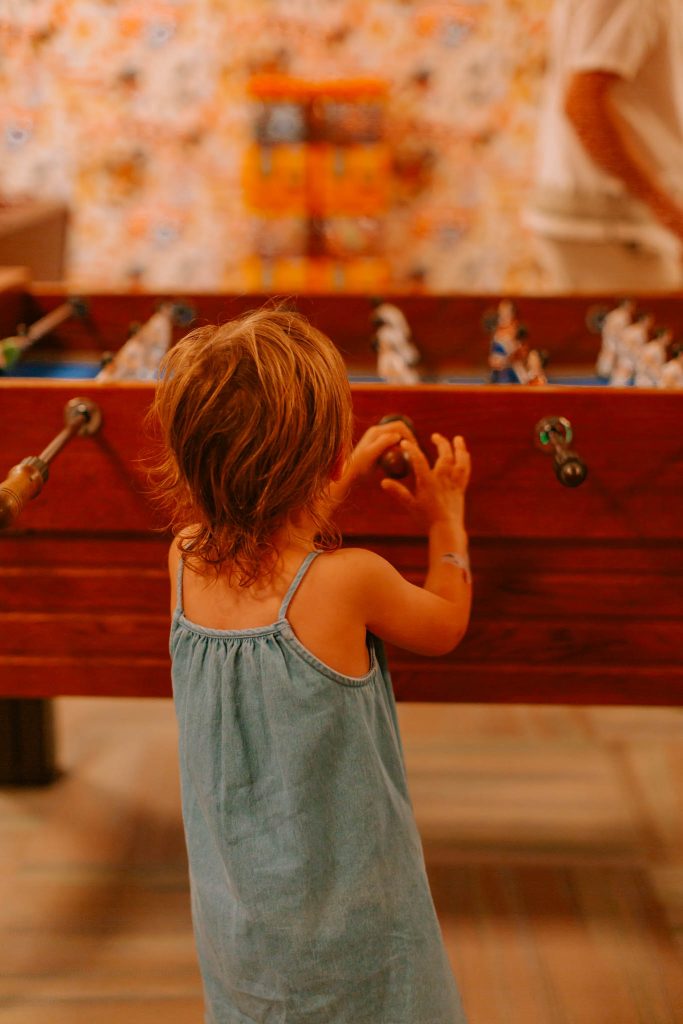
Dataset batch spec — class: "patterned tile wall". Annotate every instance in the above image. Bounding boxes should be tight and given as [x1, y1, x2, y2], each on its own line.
[0, 0, 551, 292]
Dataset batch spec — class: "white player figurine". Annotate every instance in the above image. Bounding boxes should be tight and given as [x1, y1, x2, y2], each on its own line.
[371, 300, 420, 384]
[372, 299, 411, 338]
[596, 299, 635, 380]
[97, 304, 174, 381]
[660, 344, 683, 389]
[634, 328, 671, 388]
[610, 312, 654, 387]
[375, 329, 420, 384]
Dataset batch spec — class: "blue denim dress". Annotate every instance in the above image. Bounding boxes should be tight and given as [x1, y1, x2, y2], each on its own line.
[171, 551, 467, 1024]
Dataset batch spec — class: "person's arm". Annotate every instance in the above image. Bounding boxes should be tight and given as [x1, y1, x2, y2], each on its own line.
[564, 70, 683, 241]
[356, 433, 472, 656]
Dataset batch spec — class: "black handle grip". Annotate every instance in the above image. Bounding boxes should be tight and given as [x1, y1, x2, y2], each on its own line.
[535, 416, 588, 488]
[377, 414, 416, 479]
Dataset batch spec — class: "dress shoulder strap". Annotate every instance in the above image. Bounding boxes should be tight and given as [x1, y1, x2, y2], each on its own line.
[279, 551, 321, 619]
[174, 556, 184, 616]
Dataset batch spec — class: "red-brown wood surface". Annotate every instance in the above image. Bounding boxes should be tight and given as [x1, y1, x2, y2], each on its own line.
[1, 287, 683, 705]
[1, 532, 681, 703]
[2, 380, 683, 540]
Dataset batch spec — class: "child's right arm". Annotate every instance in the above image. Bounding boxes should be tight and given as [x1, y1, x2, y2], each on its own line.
[352, 433, 472, 656]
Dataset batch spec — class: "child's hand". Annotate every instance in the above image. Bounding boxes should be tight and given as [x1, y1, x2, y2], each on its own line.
[347, 421, 418, 482]
[328, 420, 417, 504]
[381, 433, 471, 526]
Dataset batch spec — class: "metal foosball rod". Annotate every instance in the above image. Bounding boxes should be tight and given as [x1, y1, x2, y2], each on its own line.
[0, 297, 89, 371]
[0, 397, 102, 530]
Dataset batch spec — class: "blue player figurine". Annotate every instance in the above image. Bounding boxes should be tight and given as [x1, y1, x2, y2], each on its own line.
[485, 300, 530, 384]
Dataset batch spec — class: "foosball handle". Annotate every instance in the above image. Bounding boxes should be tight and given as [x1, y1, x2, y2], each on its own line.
[535, 416, 588, 488]
[0, 398, 101, 530]
[377, 414, 417, 479]
[0, 458, 49, 529]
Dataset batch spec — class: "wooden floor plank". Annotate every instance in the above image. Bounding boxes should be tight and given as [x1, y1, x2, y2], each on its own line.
[0, 698, 681, 1024]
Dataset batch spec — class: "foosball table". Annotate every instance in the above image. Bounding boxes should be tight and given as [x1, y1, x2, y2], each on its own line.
[1, 268, 682, 780]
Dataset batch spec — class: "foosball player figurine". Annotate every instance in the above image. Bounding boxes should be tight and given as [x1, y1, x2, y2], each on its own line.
[485, 299, 530, 384]
[370, 297, 411, 337]
[660, 344, 683, 389]
[370, 298, 421, 381]
[96, 305, 174, 381]
[595, 298, 635, 380]
[96, 302, 193, 381]
[634, 327, 672, 388]
[374, 329, 421, 384]
[526, 347, 549, 387]
[609, 312, 654, 387]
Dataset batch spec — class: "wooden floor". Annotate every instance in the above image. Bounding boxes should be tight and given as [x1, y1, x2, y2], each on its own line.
[1, 700, 682, 1023]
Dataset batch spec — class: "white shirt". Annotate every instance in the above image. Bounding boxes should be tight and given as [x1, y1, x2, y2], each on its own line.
[526, 0, 683, 253]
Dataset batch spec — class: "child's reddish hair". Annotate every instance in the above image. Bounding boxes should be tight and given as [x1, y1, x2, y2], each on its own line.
[151, 307, 353, 585]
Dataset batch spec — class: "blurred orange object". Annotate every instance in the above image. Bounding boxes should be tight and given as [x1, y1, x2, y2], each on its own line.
[243, 143, 308, 213]
[243, 76, 391, 292]
[242, 255, 308, 291]
[309, 78, 387, 145]
[308, 144, 391, 215]
[306, 257, 389, 292]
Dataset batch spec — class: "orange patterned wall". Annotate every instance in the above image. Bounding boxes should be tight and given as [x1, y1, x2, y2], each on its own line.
[1, 1, 551, 293]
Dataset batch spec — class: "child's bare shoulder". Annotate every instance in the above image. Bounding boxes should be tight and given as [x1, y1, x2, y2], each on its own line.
[319, 547, 399, 593]
[325, 546, 388, 567]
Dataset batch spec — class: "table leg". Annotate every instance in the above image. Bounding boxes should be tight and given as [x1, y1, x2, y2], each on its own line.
[0, 698, 58, 785]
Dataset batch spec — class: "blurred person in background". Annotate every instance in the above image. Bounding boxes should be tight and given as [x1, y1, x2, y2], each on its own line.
[525, 0, 683, 292]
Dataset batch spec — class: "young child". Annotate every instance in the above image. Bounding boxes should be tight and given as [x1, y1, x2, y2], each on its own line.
[152, 307, 472, 1024]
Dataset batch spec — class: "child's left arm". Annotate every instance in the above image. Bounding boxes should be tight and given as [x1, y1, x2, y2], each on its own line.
[329, 421, 416, 506]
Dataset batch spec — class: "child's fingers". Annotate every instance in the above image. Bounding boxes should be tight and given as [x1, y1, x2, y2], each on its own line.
[453, 436, 470, 467]
[353, 422, 416, 464]
[380, 476, 417, 510]
[368, 420, 415, 444]
[384, 420, 415, 442]
[363, 431, 401, 460]
[453, 435, 472, 484]
[432, 432, 454, 466]
[399, 438, 430, 485]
